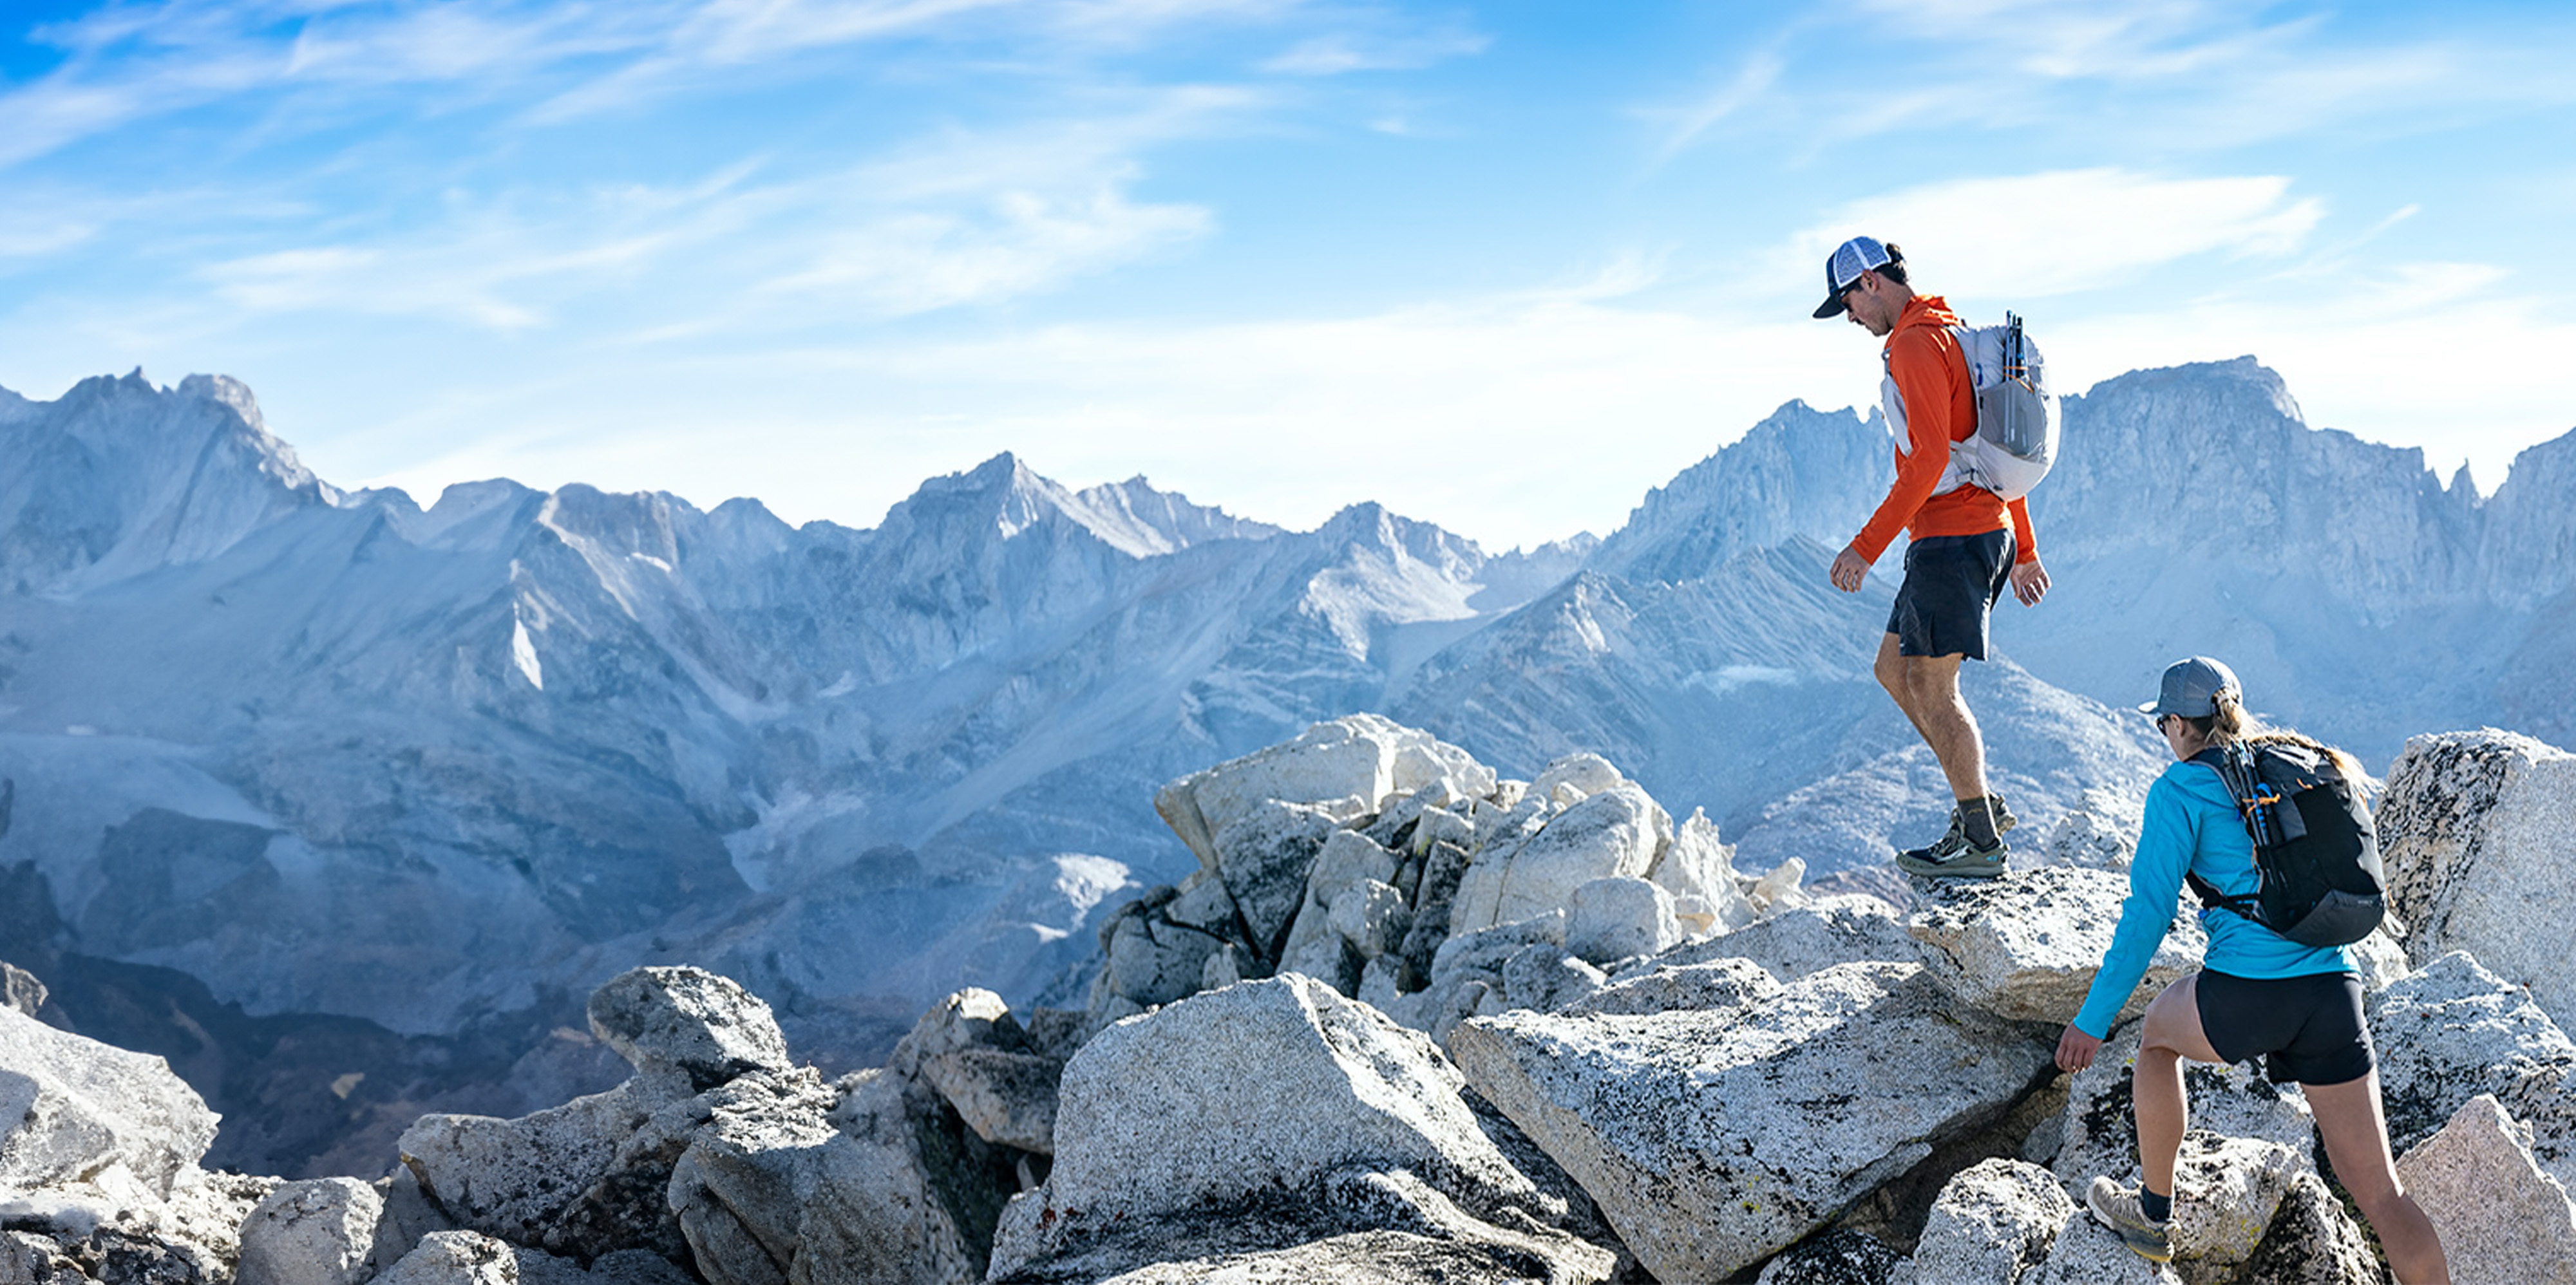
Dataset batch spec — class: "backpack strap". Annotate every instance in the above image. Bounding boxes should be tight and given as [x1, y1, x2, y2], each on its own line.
[2184, 746, 2265, 918]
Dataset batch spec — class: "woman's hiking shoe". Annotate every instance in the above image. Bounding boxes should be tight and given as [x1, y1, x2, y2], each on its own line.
[1895, 810, 2008, 878]
[2087, 1177, 2174, 1263]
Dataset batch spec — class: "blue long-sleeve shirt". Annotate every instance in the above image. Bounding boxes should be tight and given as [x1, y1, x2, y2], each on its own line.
[2071, 756, 2354, 1038]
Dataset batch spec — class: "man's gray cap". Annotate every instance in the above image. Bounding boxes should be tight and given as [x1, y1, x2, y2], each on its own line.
[2140, 656, 2241, 719]
[1813, 235, 1892, 318]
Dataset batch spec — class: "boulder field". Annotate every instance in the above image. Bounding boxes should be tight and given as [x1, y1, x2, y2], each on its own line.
[7, 717, 2575, 1284]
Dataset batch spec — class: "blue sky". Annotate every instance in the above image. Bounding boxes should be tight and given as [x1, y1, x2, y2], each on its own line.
[4, 1, 2573, 550]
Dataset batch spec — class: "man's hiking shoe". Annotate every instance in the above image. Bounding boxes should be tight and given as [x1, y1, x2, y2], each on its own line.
[1989, 792, 2019, 835]
[2086, 1177, 2173, 1264]
[1895, 811, 2008, 878]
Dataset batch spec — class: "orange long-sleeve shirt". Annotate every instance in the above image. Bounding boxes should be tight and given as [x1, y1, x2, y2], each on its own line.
[1850, 294, 2038, 566]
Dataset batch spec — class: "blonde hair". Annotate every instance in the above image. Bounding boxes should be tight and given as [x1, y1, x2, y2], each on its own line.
[2184, 689, 2363, 780]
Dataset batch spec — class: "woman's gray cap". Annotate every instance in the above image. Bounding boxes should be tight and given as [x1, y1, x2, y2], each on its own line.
[2139, 655, 2241, 718]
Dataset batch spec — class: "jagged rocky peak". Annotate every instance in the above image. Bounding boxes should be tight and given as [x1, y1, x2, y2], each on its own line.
[0, 369, 336, 592]
[1588, 398, 1892, 586]
[875, 451, 1267, 561]
[1068, 473, 1283, 556]
[538, 482, 692, 568]
[2479, 424, 2576, 605]
[2069, 353, 2304, 427]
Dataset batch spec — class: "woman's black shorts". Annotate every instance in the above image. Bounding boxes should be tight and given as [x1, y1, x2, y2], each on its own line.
[1887, 529, 2014, 660]
[2195, 969, 2374, 1086]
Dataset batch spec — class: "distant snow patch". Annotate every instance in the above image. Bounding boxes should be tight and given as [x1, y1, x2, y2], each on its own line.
[1688, 665, 1802, 696]
[1052, 854, 1132, 917]
[511, 619, 544, 689]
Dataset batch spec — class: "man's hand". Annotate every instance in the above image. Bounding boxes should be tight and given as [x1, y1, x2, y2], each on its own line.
[2055, 1023, 2101, 1073]
[1830, 545, 1871, 593]
[2011, 557, 2050, 606]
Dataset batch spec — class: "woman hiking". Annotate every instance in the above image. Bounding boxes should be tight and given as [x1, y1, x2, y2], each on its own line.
[2056, 656, 2449, 1283]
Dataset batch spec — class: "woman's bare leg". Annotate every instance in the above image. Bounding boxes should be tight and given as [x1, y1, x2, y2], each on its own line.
[2306, 1072, 2450, 1285]
[2134, 974, 2226, 1198]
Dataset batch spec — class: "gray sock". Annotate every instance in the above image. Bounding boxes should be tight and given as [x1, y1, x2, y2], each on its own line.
[1958, 796, 1998, 848]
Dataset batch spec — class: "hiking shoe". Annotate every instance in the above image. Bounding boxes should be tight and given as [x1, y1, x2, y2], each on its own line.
[1989, 792, 2019, 834]
[2087, 1177, 2173, 1264]
[1895, 813, 2008, 878]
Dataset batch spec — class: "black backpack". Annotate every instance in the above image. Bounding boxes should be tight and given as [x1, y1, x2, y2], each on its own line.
[2184, 740, 2387, 948]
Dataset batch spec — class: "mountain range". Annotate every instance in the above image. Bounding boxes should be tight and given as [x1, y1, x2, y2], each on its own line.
[0, 357, 2567, 1175]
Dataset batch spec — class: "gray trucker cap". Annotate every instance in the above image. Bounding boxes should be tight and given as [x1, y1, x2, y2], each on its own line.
[2139, 656, 2240, 719]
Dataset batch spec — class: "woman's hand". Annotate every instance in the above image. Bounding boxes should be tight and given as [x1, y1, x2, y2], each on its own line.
[2055, 1024, 2101, 1073]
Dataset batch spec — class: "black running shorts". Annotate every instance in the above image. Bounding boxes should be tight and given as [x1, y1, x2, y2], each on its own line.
[2195, 969, 2374, 1086]
[1887, 529, 2014, 660]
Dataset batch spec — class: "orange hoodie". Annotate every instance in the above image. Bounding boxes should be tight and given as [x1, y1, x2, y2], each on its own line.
[1849, 294, 2038, 566]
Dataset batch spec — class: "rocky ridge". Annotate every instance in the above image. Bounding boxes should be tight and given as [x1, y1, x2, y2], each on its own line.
[10, 716, 2576, 1284]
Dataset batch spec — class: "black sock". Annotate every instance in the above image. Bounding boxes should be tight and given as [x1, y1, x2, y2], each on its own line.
[1958, 796, 1998, 847]
[2140, 1187, 2172, 1223]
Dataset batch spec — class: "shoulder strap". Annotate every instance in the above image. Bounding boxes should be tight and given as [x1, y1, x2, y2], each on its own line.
[2184, 747, 2264, 916]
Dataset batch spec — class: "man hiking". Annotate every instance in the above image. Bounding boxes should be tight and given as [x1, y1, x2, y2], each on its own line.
[1814, 236, 2049, 878]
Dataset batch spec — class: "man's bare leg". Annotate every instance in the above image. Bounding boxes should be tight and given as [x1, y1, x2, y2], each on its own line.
[1900, 651, 1987, 802]
[1872, 633, 1936, 746]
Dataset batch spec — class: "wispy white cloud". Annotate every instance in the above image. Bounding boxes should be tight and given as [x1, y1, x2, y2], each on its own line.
[1785, 168, 2324, 300]
[1650, 0, 2576, 159]
[0, 0, 1323, 163]
[757, 180, 1211, 314]
[1649, 43, 1783, 160]
[1257, 18, 1486, 76]
[166, 82, 1231, 332]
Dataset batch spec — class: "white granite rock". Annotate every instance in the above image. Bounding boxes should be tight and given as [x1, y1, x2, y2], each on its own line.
[2380, 729, 2576, 1033]
[1908, 867, 2204, 1024]
[0, 1004, 218, 1203]
[893, 989, 1062, 1154]
[2394, 1093, 2576, 1285]
[891, 988, 1022, 1079]
[1754, 1229, 1907, 1284]
[2041, 789, 2142, 872]
[2226, 1171, 2382, 1285]
[1563, 876, 1678, 965]
[2023, 1215, 2181, 1284]
[508, 1247, 694, 1285]
[1154, 716, 1492, 872]
[1329, 879, 1412, 959]
[1908, 1158, 2074, 1285]
[1499, 944, 1606, 1013]
[2164, 1134, 2306, 1282]
[0, 964, 41, 1018]
[2347, 926, 2412, 991]
[587, 966, 792, 1094]
[399, 1077, 672, 1252]
[674, 1069, 980, 1285]
[992, 1167, 1613, 1284]
[820, 1069, 987, 1285]
[1276, 829, 1402, 990]
[2369, 950, 2576, 1190]
[1206, 799, 1340, 963]
[1624, 893, 1919, 984]
[1530, 753, 1624, 803]
[989, 975, 1589, 1281]
[1449, 961, 2056, 1282]
[1654, 808, 1757, 933]
[1562, 956, 1779, 1018]
[1448, 784, 1670, 935]
[1095, 892, 1227, 1009]
[238, 1178, 384, 1285]
[375, 1232, 518, 1285]
[1748, 857, 1810, 914]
